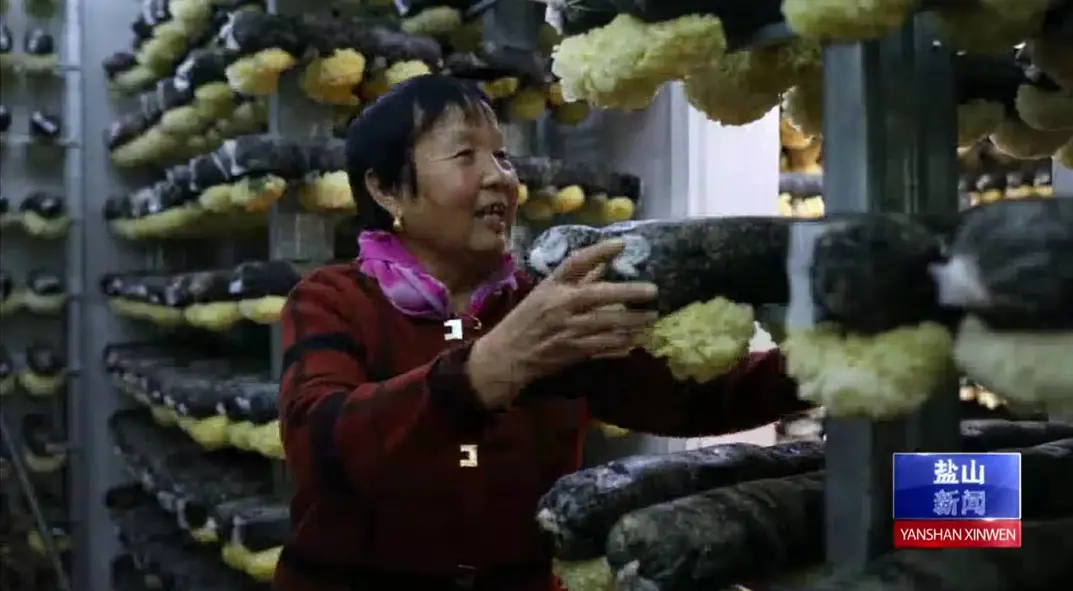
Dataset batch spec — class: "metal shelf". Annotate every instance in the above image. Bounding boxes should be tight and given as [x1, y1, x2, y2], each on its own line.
[4, 62, 81, 75]
[815, 12, 967, 569]
[1, 136, 80, 147]
[0, 1, 82, 588]
[0, 411, 72, 591]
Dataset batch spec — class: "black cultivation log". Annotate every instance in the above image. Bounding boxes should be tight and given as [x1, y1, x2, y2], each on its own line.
[602, 439, 1070, 591]
[444, 44, 548, 86]
[103, 51, 137, 78]
[537, 441, 824, 560]
[188, 152, 231, 193]
[358, 26, 443, 65]
[174, 48, 231, 91]
[215, 134, 310, 180]
[555, 0, 618, 36]
[606, 471, 826, 591]
[960, 419, 1073, 451]
[105, 113, 152, 151]
[29, 111, 62, 140]
[220, 9, 305, 59]
[527, 217, 792, 314]
[1016, 438, 1073, 518]
[934, 198, 1073, 330]
[599, 218, 791, 313]
[791, 215, 947, 334]
[801, 517, 1073, 591]
[526, 224, 603, 276]
[538, 422, 1070, 563]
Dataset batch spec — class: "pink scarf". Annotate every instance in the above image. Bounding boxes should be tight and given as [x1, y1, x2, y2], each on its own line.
[357, 230, 518, 319]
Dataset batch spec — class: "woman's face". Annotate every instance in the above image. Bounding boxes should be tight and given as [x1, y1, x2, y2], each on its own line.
[390, 104, 519, 261]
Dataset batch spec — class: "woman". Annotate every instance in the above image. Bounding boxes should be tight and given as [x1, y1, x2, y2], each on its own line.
[274, 74, 808, 591]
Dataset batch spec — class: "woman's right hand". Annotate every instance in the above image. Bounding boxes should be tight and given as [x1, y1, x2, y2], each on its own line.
[467, 239, 659, 409]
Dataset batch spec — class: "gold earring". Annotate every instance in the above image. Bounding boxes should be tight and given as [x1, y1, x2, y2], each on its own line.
[392, 215, 403, 232]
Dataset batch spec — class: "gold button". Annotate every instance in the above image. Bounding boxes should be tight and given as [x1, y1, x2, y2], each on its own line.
[459, 444, 478, 467]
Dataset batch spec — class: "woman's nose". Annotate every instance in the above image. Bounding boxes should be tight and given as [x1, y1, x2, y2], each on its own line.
[480, 153, 515, 188]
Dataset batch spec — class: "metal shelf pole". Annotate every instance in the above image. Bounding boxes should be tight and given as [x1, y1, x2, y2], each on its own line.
[266, 0, 336, 370]
[72, 0, 154, 586]
[820, 12, 961, 569]
[1055, 158, 1071, 425]
[482, 2, 544, 255]
[482, 0, 542, 156]
[62, 1, 85, 563]
[267, 0, 335, 493]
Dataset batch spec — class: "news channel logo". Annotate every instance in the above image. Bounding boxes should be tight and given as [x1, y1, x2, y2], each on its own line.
[892, 452, 1022, 548]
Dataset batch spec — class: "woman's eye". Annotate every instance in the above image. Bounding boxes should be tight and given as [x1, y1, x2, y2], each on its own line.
[455, 149, 476, 160]
[494, 150, 513, 167]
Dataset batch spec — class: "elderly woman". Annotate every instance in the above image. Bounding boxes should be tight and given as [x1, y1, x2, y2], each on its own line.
[274, 74, 808, 591]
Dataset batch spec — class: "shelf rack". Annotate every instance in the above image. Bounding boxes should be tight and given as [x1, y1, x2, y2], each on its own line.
[54, 2, 1072, 589]
[481, 0, 542, 156]
[816, 14, 962, 566]
[0, 412, 71, 591]
[0, 0, 82, 588]
[814, 10, 1073, 567]
[58, 1, 555, 587]
[61, 7, 85, 589]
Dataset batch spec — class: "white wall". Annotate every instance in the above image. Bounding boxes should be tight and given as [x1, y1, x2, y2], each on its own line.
[581, 85, 781, 463]
[1056, 160, 1073, 193]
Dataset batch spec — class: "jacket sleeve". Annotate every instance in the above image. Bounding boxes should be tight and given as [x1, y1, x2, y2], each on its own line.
[278, 266, 496, 495]
[526, 348, 809, 438]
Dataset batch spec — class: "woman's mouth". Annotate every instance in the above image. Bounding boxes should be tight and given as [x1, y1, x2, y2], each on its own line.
[475, 203, 508, 232]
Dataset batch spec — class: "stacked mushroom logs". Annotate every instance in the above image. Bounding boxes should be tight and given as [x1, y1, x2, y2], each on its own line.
[0, 268, 69, 317]
[958, 143, 1055, 202]
[0, 343, 68, 400]
[19, 412, 69, 475]
[540, 424, 1073, 591]
[0, 346, 13, 397]
[107, 494, 270, 591]
[829, 32, 1071, 163]
[100, 261, 301, 330]
[103, 0, 264, 97]
[102, 340, 287, 583]
[103, 344, 281, 459]
[107, 409, 285, 584]
[104, 76, 270, 168]
[104, 4, 302, 168]
[776, 159, 1053, 220]
[549, 1, 1073, 163]
[104, 135, 349, 240]
[297, 18, 443, 108]
[391, 0, 507, 44]
[101, 141, 641, 239]
[100, 339, 1073, 591]
[514, 158, 641, 225]
[0, 191, 70, 237]
[295, 11, 588, 121]
[525, 197, 1073, 418]
[0, 101, 64, 145]
[776, 171, 824, 219]
[0, 24, 59, 74]
[104, 5, 594, 169]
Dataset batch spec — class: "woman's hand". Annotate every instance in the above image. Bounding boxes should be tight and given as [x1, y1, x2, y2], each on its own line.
[467, 239, 658, 409]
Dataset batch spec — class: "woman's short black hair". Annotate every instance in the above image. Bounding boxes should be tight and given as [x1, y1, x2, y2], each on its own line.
[345, 74, 492, 230]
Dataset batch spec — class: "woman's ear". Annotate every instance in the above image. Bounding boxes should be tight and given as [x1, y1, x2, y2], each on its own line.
[365, 170, 400, 218]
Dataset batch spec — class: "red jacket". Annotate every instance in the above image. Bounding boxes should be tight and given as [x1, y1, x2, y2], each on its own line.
[273, 263, 807, 591]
